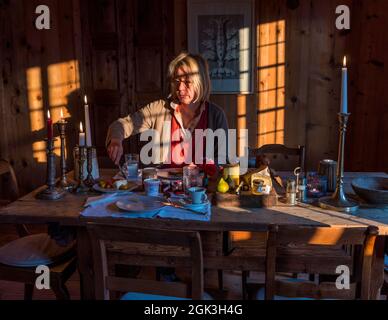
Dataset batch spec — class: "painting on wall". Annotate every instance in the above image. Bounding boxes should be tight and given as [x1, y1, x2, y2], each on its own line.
[188, 0, 254, 94]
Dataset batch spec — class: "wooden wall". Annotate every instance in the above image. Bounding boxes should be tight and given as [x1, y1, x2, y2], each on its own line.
[0, 0, 387, 195]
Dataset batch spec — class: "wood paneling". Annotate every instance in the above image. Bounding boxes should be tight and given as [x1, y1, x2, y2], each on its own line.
[1, 0, 387, 195]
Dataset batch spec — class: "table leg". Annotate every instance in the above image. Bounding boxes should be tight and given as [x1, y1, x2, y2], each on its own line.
[77, 227, 95, 300]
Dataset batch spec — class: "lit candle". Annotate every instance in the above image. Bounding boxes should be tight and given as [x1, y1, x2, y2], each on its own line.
[79, 122, 86, 146]
[341, 56, 348, 114]
[47, 110, 53, 140]
[84, 95, 92, 147]
[60, 108, 64, 122]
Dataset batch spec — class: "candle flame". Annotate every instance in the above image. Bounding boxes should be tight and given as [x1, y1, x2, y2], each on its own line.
[47, 110, 51, 119]
[84, 95, 88, 104]
[60, 108, 64, 119]
[343, 56, 347, 67]
[80, 122, 83, 132]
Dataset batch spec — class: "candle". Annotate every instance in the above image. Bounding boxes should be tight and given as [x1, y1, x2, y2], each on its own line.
[341, 56, 348, 114]
[60, 108, 64, 122]
[84, 95, 92, 147]
[47, 110, 53, 140]
[79, 122, 86, 146]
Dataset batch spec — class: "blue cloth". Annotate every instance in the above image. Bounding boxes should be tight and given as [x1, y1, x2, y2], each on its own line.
[81, 193, 211, 222]
[121, 292, 190, 300]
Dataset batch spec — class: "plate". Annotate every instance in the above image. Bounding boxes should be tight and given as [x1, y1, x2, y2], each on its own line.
[177, 197, 210, 210]
[92, 182, 138, 194]
[157, 168, 183, 180]
[116, 195, 165, 213]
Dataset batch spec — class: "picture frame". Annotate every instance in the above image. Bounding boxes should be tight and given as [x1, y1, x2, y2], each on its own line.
[187, 0, 254, 94]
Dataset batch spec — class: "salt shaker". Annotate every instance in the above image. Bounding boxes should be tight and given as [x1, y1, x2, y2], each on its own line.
[286, 179, 297, 205]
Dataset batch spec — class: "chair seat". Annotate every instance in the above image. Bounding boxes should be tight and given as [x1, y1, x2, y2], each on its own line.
[0, 233, 75, 267]
[121, 292, 190, 300]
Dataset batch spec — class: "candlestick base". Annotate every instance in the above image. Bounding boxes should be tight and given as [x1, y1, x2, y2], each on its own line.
[36, 187, 66, 200]
[74, 182, 90, 195]
[318, 196, 359, 213]
[56, 178, 75, 191]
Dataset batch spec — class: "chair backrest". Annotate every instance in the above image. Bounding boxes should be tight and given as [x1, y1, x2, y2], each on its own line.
[87, 223, 204, 300]
[0, 159, 19, 203]
[265, 225, 379, 300]
[248, 144, 305, 172]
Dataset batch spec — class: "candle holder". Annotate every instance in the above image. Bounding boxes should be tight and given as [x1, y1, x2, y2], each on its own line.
[74, 146, 89, 194]
[36, 138, 65, 200]
[319, 113, 359, 213]
[56, 120, 75, 191]
[84, 146, 95, 188]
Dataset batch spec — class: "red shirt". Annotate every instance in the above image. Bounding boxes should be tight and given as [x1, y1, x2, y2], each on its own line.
[169, 103, 208, 167]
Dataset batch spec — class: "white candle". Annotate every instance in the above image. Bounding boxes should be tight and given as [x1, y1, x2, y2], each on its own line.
[79, 122, 85, 146]
[84, 95, 92, 147]
[60, 108, 64, 122]
[341, 56, 348, 114]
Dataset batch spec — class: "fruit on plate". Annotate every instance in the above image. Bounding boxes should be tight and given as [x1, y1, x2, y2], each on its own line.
[98, 179, 113, 189]
[113, 180, 128, 189]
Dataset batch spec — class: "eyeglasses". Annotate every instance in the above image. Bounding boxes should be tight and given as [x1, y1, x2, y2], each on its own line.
[172, 78, 193, 88]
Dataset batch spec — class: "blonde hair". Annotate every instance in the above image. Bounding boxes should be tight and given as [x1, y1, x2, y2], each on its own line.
[167, 52, 211, 103]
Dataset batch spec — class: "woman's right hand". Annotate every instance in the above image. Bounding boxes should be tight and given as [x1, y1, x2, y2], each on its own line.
[107, 138, 123, 165]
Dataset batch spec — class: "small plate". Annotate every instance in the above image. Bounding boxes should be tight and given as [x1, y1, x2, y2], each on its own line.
[178, 197, 210, 209]
[116, 195, 165, 213]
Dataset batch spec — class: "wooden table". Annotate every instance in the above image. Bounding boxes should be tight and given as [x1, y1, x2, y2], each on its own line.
[0, 170, 387, 299]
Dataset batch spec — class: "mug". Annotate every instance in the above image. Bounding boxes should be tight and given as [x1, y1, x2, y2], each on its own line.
[144, 178, 160, 197]
[188, 187, 207, 204]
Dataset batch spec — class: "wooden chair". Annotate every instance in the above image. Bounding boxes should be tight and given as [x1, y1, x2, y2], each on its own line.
[244, 226, 379, 300]
[87, 223, 204, 300]
[0, 159, 77, 300]
[207, 225, 278, 300]
[248, 144, 305, 172]
[381, 238, 388, 300]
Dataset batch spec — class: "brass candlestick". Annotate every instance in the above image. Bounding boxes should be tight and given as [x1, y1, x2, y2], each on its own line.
[319, 113, 359, 213]
[37, 138, 65, 200]
[84, 146, 95, 188]
[56, 120, 74, 191]
[74, 145, 89, 194]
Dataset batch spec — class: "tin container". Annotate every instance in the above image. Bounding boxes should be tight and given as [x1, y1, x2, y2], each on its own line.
[318, 159, 337, 192]
[286, 179, 297, 205]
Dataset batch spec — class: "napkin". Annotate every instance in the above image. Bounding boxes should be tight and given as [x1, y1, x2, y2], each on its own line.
[84, 192, 131, 208]
[81, 194, 211, 221]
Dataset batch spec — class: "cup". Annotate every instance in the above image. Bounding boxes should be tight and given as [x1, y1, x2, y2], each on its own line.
[188, 187, 207, 204]
[121, 154, 139, 181]
[144, 178, 160, 197]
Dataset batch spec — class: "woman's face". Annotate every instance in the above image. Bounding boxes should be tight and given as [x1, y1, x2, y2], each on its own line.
[174, 67, 196, 106]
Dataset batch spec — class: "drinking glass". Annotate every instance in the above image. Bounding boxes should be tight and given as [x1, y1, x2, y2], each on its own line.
[122, 154, 139, 181]
[183, 164, 201, 194]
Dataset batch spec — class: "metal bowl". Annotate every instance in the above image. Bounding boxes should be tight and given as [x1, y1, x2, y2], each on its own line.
[351, 177, 388, 205]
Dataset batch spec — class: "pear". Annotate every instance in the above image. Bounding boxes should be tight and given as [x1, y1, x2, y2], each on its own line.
[217, 177, 230, 193]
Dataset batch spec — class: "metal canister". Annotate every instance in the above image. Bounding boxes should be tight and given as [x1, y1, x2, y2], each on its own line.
[286, 179, 297, 205]
[298, 177, 307, 203]
[318, 159, 337, 192]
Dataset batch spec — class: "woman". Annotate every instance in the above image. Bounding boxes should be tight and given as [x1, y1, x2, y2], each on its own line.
[106, 52, 229, 167]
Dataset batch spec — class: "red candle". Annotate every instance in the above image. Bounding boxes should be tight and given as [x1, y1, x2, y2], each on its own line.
[47, 110, 53, 140]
